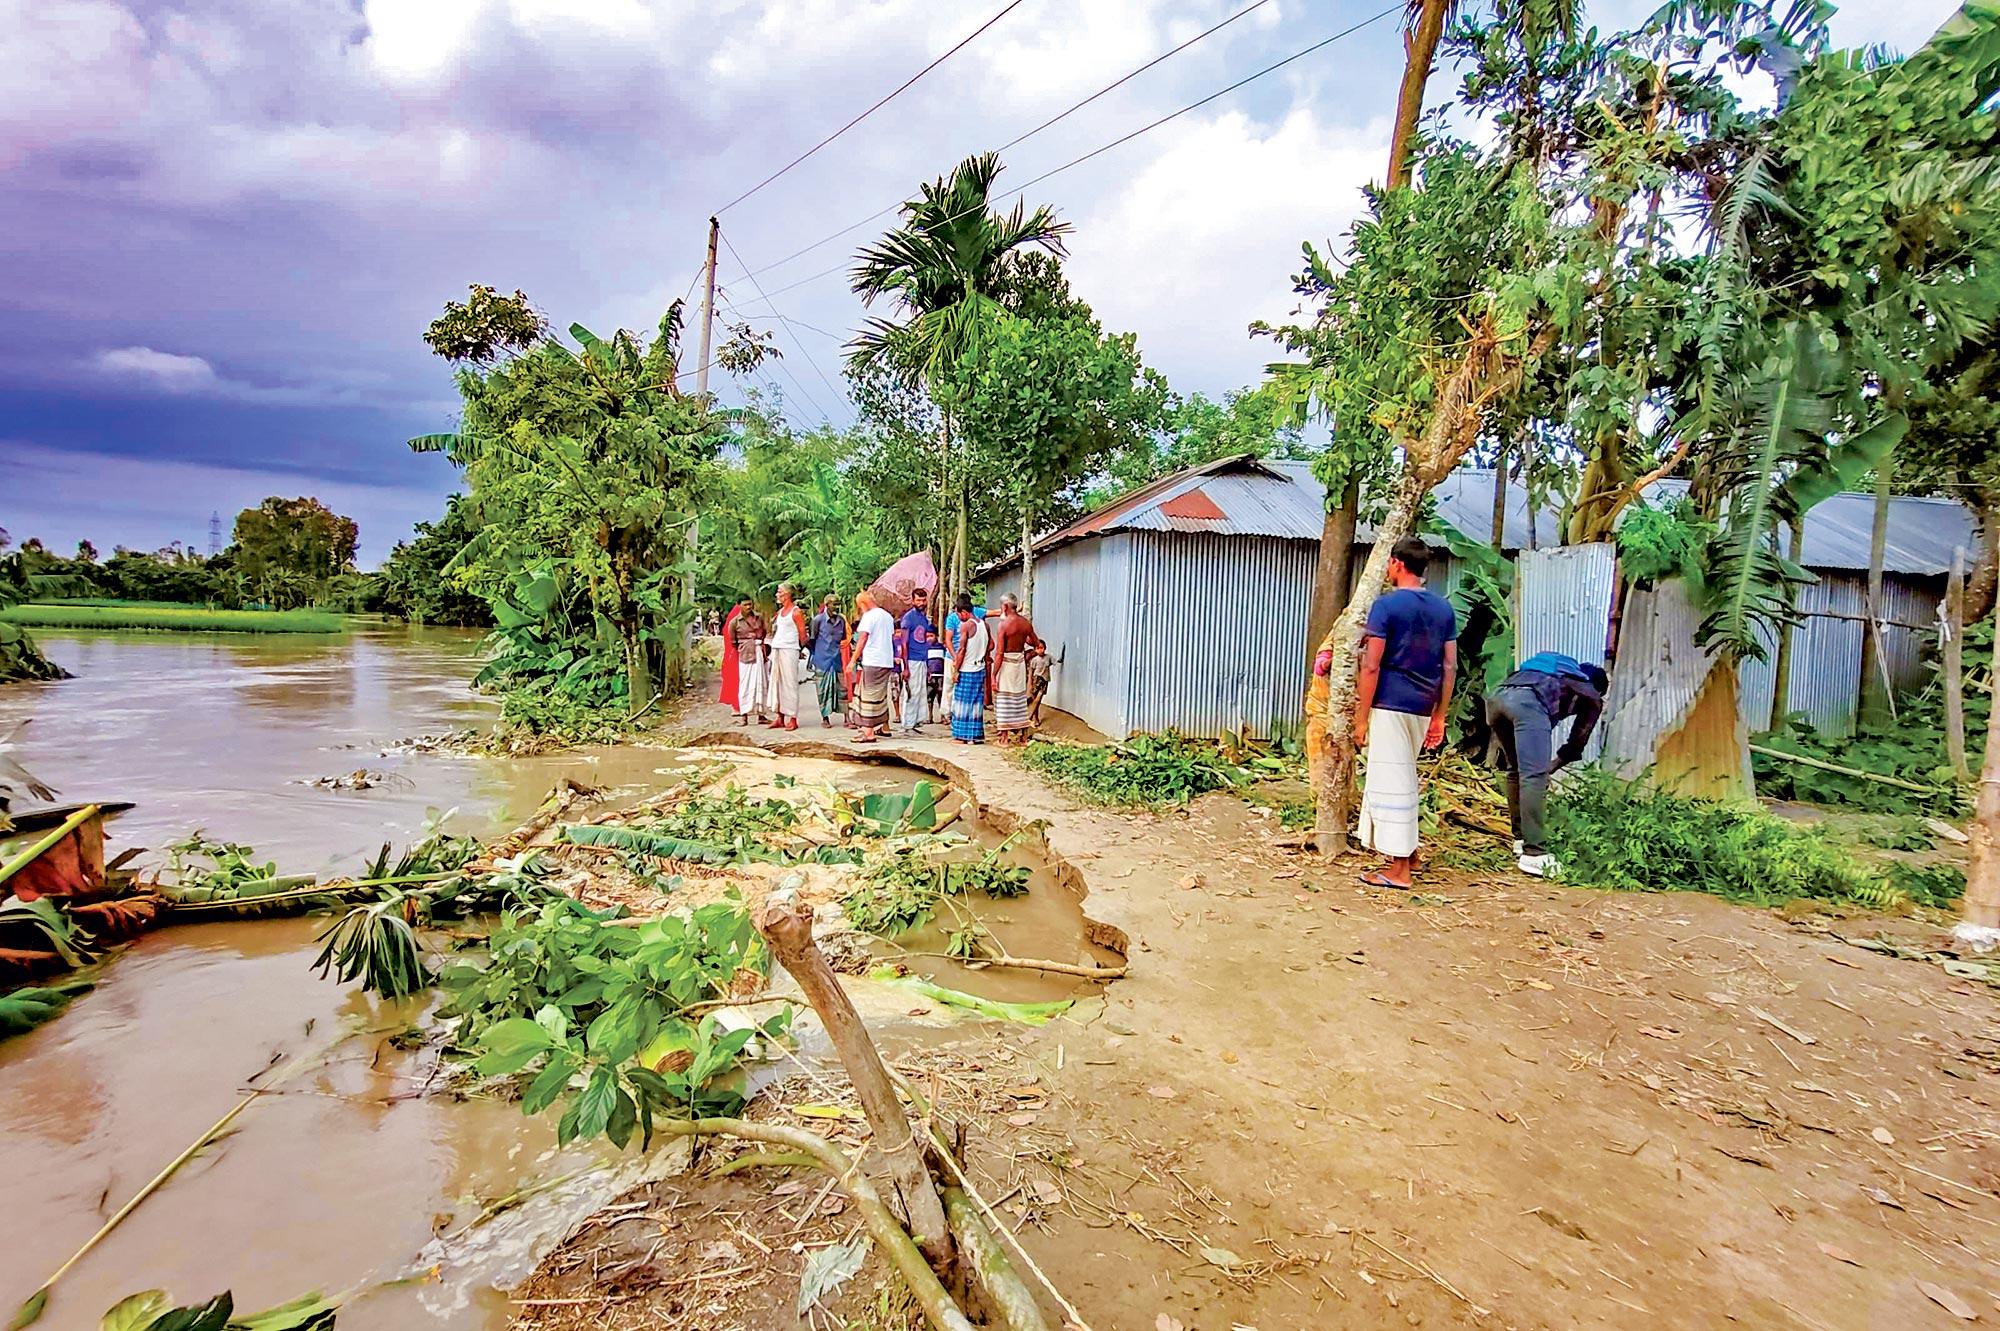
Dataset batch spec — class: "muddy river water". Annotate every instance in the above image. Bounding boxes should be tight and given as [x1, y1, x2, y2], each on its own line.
[0, 626, 734, 1328]
[0, 624, 1112, 1328]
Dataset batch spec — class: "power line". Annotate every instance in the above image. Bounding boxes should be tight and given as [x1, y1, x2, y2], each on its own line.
[714, 0, 1030, 216]
[733, 4, 1402, 306]
[738, 0, 1283, 285]
[718, 230, 849, 411]
[713, 286, 834, 421]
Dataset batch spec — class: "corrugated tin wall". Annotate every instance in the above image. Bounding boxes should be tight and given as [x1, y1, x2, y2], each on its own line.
[1125, 532, 1318, 737]
[987, 533, 1138, 738]
[1737, 573, 1942, 736]
[1515, 545, 1620, 758]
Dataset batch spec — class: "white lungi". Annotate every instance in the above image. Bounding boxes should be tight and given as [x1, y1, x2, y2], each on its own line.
[1357, 708, 1427, 858]
[902, 659, 929, 729]
[770, 650, 800, 718]
[736, 657, 766, 716]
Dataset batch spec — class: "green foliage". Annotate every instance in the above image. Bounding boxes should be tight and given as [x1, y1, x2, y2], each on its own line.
[1429, 517, 1517, 699]
[423, 284, 548, 365]
[230, 497, 359, 612]
[1755, 615, 1990, 815]
[1023, 733, 1250, 807]
[441, 897, 787, 1145]
[1546, 767, 1893, 906]
[1884, 861, 1965, 909]
[1614, 498, 1712, 585]
[96, 1289, 337, 1331]
[417, 298, 727, 715]
[841, 839, 1030, 937]
[0, 980, 93, 1040]
[311, 892, 431, 998]
[653, 785, 799, 842]
[1088, 388, 1310, 505]
[0, 604, 344, 634]
[376, 496, 491, 627]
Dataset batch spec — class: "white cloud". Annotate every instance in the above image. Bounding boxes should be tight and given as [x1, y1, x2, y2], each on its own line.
[1065, 106, 1389, 390]
[93, 346, 220, 392]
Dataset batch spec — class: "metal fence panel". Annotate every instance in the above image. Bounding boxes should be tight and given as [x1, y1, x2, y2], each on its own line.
[992, 534, 1136, 738]
[1513, 544, 1618, 758]
[1125, 531, 1318, 737]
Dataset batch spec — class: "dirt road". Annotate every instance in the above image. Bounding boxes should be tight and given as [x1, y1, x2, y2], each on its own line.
[534, 706, 1999, 1330]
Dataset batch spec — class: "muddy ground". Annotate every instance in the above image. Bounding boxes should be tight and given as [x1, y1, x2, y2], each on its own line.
[515, 702, 1998, 1331]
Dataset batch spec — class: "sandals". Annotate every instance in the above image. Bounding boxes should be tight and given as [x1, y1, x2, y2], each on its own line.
[1359, 871, 1411, 890]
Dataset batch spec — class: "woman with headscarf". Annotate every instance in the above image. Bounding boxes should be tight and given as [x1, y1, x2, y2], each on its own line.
[719, 599, 747, 711]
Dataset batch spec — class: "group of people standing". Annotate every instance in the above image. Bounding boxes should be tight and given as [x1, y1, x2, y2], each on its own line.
[718, 584, 1046, 747]
[1344, 536, 1607, 888]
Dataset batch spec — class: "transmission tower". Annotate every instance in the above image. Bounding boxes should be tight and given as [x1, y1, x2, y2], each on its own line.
[208, 511, 223, 556]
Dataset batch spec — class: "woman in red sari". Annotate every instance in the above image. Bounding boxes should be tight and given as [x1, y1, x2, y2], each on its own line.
[719, 600, 747, 709]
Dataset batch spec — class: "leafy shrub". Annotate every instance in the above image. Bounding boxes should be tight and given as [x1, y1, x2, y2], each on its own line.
[1546, 768, 1884, 906]
[653, 785, 797, 842]
[1615, 498, 1712, 585]
[1754, 717, 1965, 816]
[1024, 733, 1246, 806]
[441, 896, 786, 1146]
[1884, 861, 1966, 909]
[842, 841, 1032, 937]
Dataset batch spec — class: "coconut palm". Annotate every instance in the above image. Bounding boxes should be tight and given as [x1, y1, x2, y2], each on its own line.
[848, 151, 1071, 592]
[848, 151, 1070, 377]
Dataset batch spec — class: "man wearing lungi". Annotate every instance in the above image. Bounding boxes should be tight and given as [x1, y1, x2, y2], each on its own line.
[850, 591, 897, 743]
[766, 583, 808, 731]
[730, 603, 768, 725]
[1354, 536, 1456, 888]
[989, 594, 1044, 744]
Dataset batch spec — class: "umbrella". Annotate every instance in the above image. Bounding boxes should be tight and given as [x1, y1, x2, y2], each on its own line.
[868, 551, 938, 619]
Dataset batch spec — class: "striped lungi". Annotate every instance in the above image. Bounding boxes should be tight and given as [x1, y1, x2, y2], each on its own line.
[993, 651, 1029, 732]
[1357, 708, 1428, 858]
[951, 668, 987, 741]
[854, 665, 893, 727]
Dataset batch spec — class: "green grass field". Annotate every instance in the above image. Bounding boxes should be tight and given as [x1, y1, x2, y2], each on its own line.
[0, 603, 348, 634]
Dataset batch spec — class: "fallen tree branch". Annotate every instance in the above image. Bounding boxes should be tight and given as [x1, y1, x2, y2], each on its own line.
[903, 951, 1126, 981]
[757, 892, 953, 1265]
[894, 1071, 1097, 1331]
[944, 1187, 1054, 1331]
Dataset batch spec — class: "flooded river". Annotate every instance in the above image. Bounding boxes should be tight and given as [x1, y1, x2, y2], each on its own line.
[0, 625, 689, 1329]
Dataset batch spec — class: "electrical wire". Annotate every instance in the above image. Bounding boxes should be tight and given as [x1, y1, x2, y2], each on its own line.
[737, 0, 1286, 284]
[719, 229, 849, 410]
[714, 0, 1030, 216]
[730, 4, 1403, 306]
[714, 285, 834, 422]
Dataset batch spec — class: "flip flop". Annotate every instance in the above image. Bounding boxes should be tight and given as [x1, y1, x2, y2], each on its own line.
[1359, 871, 1411, 890]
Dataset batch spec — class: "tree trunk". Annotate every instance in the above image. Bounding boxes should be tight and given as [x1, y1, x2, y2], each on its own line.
[1961, 587, 2000, 939]
[1969, 490, 1998, 624]
[1386, 0, 1451, 190]
[754, 896, 953, 1266]
[1305, 483, 1358, 656]
[1946, 546, 1969, 781]
[1858, 459, 1895, 728]
[954, 477, 970, 597]
[1768, 520, 1807, 729]
[1489, 438, 1510, 551]
[1310, 465, 1432, 857]
[1020, 504, 1035, 616]
[625, 622, 653, 717]
[1307, 320, 1541, 862]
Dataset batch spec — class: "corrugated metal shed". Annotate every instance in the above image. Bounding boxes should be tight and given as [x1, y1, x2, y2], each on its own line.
[984, 533, 1138, 739]
[987, 457, 1974, 578]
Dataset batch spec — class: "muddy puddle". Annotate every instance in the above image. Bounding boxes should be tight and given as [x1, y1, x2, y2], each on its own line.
[1, 630, 1112, 1329]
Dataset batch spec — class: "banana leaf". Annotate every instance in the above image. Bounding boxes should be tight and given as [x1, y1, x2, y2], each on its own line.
[850, 780, 939, 836]
[865, 968, 1073, 1025]
[0, 897, 91, 968]
[0, 980, 93, 1038]
[560, 825, 862, 866]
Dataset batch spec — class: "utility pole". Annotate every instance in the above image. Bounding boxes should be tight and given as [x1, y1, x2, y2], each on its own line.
[695, 216, 720, 397]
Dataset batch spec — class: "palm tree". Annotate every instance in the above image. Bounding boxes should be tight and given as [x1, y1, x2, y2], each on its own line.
[849, 152, 1071, 593]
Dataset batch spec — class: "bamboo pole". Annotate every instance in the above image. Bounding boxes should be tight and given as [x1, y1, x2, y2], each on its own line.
[1747, 744, 1950, 796]
[1946, 548, 1969, 782]
[0, 804, 99, 890]
[754, 893, 952, 1264]
[9, 1045, 327, 1328]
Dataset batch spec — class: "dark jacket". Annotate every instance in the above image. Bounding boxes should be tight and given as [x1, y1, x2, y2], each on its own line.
[1496, 654, 1605, 764]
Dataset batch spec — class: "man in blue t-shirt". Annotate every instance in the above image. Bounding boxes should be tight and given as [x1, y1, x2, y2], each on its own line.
[1354, 535, 1457, 889]
[896, 587, 936, 733]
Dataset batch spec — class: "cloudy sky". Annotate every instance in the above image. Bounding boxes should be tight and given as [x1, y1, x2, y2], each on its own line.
[0, 0, 1957, 565]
